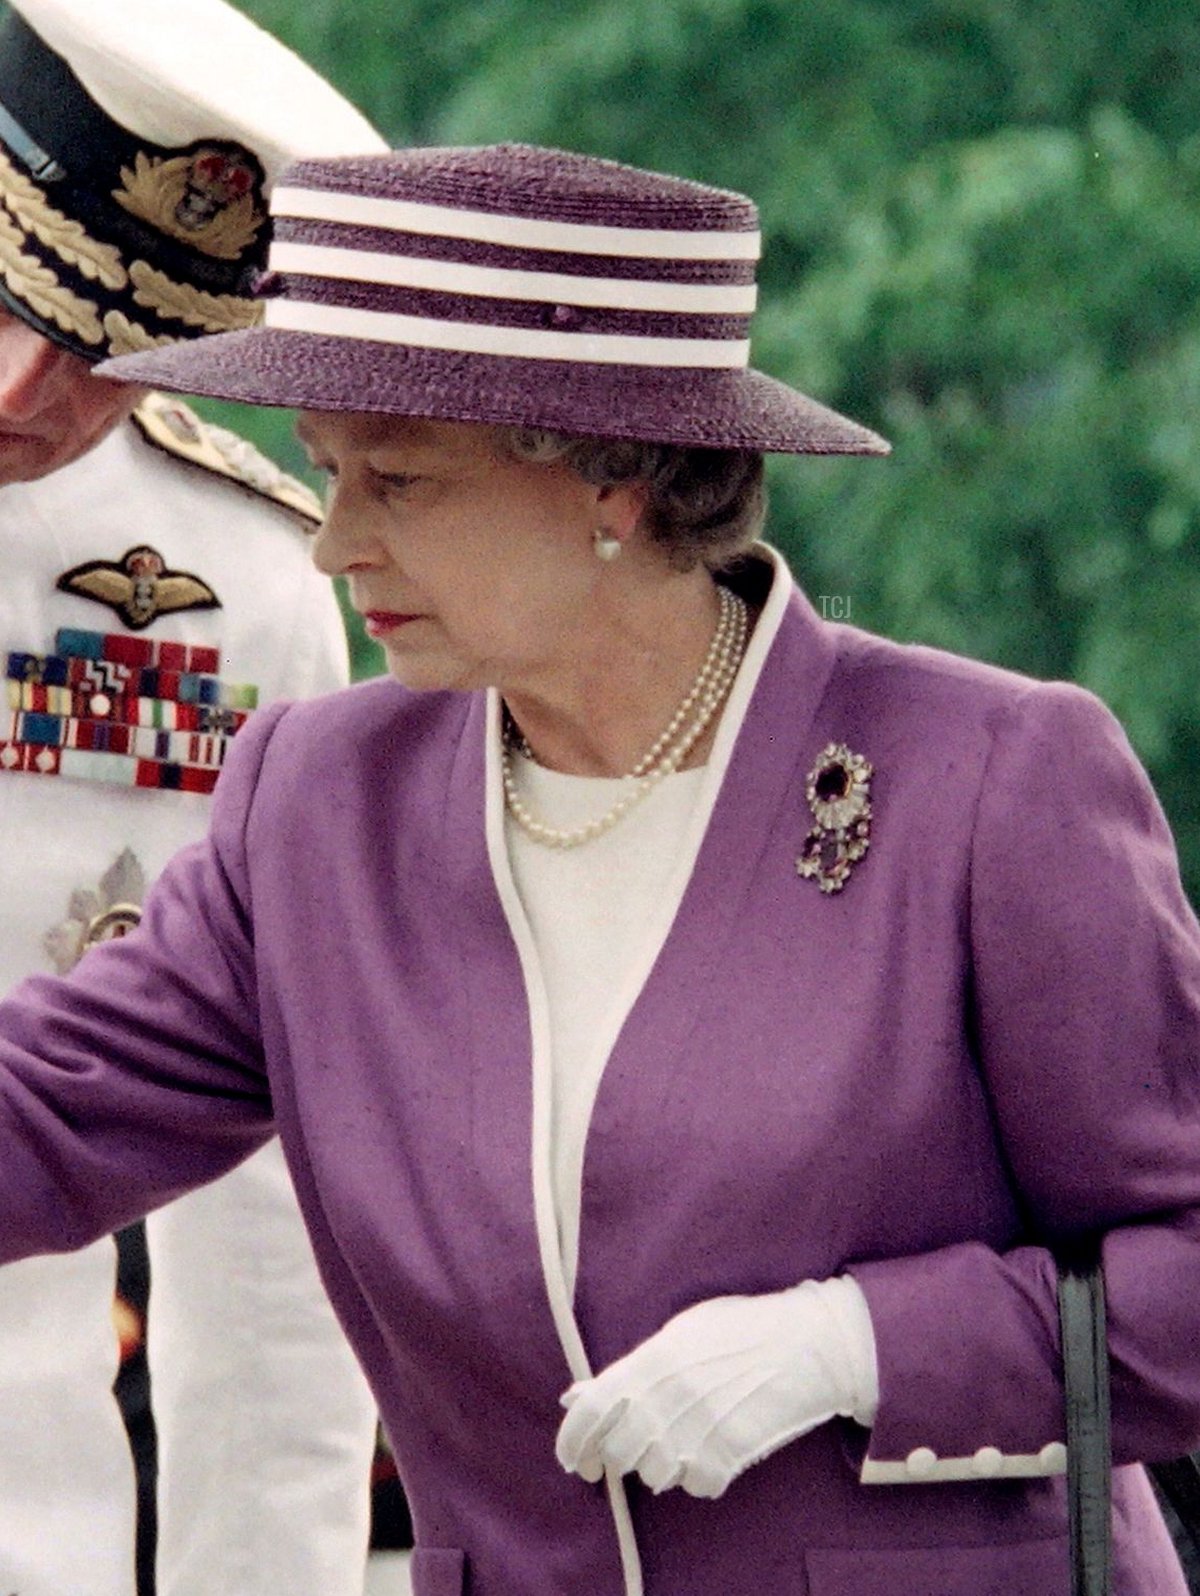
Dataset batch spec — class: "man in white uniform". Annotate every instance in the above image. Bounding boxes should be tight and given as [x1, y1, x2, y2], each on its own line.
[0, 1, 389, 1591]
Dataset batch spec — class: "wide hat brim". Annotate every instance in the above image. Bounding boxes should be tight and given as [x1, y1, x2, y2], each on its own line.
[100, 327, 889, 455]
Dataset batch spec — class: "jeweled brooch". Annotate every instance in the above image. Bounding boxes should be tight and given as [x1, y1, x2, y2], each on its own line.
[795, 742, 873, 894]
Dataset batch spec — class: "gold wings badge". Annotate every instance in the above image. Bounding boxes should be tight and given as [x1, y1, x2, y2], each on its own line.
[56, 545, 221, 630]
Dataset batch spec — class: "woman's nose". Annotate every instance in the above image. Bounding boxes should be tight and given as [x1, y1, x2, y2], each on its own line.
[310, 490, 382, 577]
[0, 319, 80, 420]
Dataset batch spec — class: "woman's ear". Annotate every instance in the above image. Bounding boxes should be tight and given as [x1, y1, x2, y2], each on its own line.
[595, 480, 650, 545]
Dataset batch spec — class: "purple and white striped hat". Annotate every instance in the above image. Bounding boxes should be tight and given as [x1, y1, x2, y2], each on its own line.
[101, 143, 889, 456]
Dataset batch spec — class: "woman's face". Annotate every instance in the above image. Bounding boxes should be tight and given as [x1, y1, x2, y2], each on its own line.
[299, 411, 628, 695]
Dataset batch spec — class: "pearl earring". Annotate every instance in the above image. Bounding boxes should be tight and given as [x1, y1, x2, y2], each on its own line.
[593, 529, 622, 562]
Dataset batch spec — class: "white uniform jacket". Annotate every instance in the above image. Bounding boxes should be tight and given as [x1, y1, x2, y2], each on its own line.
[0, 396, 378, 1596]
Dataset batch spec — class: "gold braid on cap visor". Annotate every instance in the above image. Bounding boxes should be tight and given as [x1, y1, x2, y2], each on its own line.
[0, 147, 261, 356]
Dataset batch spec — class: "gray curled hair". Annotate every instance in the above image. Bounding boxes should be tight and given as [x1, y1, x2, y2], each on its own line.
[496, 428, 766, 570]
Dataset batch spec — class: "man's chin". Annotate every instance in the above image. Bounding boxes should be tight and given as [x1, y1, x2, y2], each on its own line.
[0, 434, 66, 486]
[0, 428, 108, 485]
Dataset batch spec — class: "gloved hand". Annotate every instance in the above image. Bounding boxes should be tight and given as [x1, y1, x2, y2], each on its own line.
[556, 1275, 878, 1500]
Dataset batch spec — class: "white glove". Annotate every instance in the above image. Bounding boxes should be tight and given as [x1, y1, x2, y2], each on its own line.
[556, 1275, 878, 1500]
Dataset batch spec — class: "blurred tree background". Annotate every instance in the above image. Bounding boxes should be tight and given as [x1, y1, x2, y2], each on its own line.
[209, 0, 1200, 898]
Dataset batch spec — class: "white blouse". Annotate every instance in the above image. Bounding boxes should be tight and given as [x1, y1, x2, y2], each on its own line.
[505, 759, 708, 1296]
[500, 546, 794, 1298]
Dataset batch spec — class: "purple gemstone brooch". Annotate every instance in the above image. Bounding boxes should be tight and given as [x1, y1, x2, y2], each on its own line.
[795, 742, 873, 894]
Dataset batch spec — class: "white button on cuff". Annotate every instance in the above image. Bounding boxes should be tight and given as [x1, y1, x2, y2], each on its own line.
[905, 1447, 938, 1479]
[861, 1441, 1069, 1485]
[1038, 1442, 1068, 1474]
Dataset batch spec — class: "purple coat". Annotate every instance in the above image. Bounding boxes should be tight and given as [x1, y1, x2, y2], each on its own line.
[1, 573, 1198, 1596]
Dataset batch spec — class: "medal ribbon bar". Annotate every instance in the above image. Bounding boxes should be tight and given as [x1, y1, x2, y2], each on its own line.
[0, 739, 220, 793]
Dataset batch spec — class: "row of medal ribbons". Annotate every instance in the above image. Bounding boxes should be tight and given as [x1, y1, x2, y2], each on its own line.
[1, 628, 258, 795]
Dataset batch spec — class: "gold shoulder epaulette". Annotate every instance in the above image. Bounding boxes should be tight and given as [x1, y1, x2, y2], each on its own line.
[131, 392, 323, 526]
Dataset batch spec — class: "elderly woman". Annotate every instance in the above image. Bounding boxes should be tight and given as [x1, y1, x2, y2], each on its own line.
[0, 143, 1196, 1596]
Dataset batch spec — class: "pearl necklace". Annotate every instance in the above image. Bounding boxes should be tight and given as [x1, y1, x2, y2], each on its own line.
[502, 585, 749, 849]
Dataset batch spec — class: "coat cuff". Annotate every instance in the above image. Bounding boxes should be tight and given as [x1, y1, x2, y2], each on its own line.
[845, 1242, 1068, 1485]
[858, 1441, 1066, 1485]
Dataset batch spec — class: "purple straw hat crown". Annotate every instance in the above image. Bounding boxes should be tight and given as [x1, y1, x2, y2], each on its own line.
[100, 143, 890, 456]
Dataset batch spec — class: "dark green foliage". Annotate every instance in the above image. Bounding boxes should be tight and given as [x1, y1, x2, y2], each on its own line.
[216, 0, 1200, 899]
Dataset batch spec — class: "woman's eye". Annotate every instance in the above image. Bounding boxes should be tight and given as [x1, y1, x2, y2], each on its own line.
[375, 472, 421, 499]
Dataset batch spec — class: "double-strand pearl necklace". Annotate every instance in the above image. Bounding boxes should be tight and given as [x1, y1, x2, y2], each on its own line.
[502, 585, 749, 849]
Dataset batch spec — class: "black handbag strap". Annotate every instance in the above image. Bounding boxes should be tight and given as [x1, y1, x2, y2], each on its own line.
[1153, 1455, 1200, 1568]
[1057, 1238, 1113, 1596]
[1057, 1240, 1200, 1593]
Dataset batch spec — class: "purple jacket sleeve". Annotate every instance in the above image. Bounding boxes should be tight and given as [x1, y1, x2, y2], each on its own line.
[851, 681, 1200, 1473]
[0, 704, 289, 1259]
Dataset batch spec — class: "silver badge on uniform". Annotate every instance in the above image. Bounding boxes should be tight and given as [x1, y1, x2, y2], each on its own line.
[44, 847, 146, 973]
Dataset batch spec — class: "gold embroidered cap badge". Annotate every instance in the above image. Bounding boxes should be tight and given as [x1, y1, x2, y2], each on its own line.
[113, 144, 266, 262]
[796, 742, 873, 894]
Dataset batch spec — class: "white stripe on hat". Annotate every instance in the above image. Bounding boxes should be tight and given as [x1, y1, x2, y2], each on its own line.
[262, 297, 751, 367]
[271, 186, 761, 262]
[268, 240, 758, 314]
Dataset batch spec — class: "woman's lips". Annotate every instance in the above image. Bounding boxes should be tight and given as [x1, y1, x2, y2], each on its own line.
[362, 611, 420, 639]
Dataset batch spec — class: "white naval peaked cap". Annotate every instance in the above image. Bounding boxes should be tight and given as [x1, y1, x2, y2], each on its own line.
[0, 0, 386, 362]
[10, 0, 387, 179]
